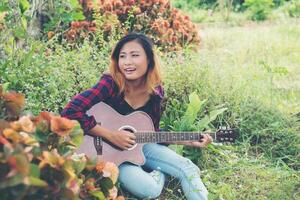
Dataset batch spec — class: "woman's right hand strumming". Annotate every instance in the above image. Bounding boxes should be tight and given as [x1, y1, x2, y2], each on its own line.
[108, 130, 136, 150]
[89, 124, 136, 150]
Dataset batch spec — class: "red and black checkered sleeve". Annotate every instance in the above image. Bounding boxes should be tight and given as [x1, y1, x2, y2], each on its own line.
[61, 74, 115, 132]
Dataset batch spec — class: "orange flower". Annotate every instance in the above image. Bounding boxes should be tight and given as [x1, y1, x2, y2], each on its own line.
[85, 178, 96, 191]
[3, 128, 22, 142]
[103, 2, 113, 11]
[87, 26, 97, 32]
[112, 0, 123, 7]
[3, 92, 25, 112]
[47, 31, 55, 39]
[15, 116, 35, 133]
[173, 20, 180, 30]
[3, 92, 25, 107]
[66, 29, 77, 40]
[32, 111, 53, 132]
[0, 119, 11, 134]
[38, 150, 65, 169]
[7, 154, 30, 176]
[71, 21, 80, 28]
[86, 0, 94, 10]
[115, 196, 125, 200]
[132, 7, 141, 15]
[102, 162, 119, 184]
[50, 116, 76, 136]
[95, 160, 106, 173]
[0, 134, 12, 148]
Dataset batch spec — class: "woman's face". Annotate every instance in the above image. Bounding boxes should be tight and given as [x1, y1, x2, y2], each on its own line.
[118, 40, 148, 82]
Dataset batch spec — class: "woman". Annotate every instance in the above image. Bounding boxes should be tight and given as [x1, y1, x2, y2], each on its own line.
[61, 33, 212, 200]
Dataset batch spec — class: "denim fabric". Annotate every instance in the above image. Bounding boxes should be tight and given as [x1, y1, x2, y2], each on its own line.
[118, 143, 208, 200]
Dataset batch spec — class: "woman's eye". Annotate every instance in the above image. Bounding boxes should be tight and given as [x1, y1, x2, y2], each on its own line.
[132, 54, 139, 57]
[119, 55, 125, 58]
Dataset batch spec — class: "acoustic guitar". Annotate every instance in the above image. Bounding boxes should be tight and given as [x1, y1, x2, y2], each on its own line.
[76, 102, 237, 166]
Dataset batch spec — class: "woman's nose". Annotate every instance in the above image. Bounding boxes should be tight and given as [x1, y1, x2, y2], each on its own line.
[124, 57, 133, 65]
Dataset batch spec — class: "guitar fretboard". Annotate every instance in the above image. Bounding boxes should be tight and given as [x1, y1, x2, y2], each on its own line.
[134, 132, 213, 143]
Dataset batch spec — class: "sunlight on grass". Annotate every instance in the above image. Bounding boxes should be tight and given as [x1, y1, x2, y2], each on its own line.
[197, 19, 300, 114]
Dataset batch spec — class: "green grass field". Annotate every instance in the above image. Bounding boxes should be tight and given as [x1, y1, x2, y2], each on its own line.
[157, 17, 300, 200]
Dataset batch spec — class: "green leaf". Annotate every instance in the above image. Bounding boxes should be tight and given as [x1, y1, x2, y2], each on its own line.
[99, 177, 113, 195]
[27, 177, 48, 187]
[71, 154, 86, 175]
[196, 108, 227, 130]
[21, 16, 27, 31]
[69, 0, 81, 9]
[29, 164, 40, 178]
[19, 0, 30, 12]
[71, 12, 85, 21]
[90, 190, 106, 200]
[69, 124, 84, 148]
[0, 173, 24, 188]
[0, 3, 9, 12]
[208, 108, 228, 121]
[35, 129, 48, 143]
[13, 27, 26, 39]
[180, 92, 206, 130]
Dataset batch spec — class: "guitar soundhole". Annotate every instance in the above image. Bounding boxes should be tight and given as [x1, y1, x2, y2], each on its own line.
[123, 128, 134, 133]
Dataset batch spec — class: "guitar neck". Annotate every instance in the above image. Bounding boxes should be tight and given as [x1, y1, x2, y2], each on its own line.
[134, 132, 214, 143]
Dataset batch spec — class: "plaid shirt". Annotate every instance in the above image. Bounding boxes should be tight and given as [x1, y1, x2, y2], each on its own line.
[61, 74, 164, 132]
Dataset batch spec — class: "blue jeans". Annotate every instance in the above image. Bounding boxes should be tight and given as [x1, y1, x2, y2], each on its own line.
[118, 143, 208, 200]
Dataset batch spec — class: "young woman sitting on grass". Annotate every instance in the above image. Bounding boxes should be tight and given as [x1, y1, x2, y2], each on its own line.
[61, 33, 212, 200]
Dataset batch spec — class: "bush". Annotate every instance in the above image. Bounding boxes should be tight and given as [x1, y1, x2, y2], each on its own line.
[0, 37, 110, 114]
[286, 0, 300, 17]
[244, 0, 274, 21]
[0, 86, 124, 200]
[70, 0, 201, 51]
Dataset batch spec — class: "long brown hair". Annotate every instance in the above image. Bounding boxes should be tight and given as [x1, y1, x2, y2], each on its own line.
[109, 33, 162, 94]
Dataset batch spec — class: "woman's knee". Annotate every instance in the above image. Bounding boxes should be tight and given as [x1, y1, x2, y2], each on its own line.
[120, 177, 163, 199]
[118, 164, 164, 199]
[177, 158, 201, 178]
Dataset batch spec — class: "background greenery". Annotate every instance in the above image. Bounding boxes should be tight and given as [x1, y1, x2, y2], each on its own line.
[1, 0, 300, 199]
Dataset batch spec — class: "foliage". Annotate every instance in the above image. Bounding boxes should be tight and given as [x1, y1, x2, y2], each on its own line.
[285, 0, 300, 17]
[237, 99, 300, 170]
[0, 86, 124, 200]
[162, 92, 228, 165]
[171, 0, 244, 10]
[244, 0, 274, 21]
[70, 0, 200, 51]
[203, 157, 300, 199]
[43, 0, 85, 33]
[0, 37, 110, 114]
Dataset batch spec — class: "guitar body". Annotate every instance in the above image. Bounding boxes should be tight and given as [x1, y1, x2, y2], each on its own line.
[76, 102, 155, 166]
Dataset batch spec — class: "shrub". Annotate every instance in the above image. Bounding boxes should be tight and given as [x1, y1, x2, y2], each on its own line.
[0, 86, 124, 200]
[286, 0, 300, 17]
[244, 0, 274, 21]
[0, 37, 110, 114]
[69, 0, 201, 51]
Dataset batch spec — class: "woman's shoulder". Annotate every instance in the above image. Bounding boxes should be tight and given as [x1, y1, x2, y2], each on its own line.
[100, 72, 113, 81]
[94, 72, 118, 93]
[97, 72, 116, 86]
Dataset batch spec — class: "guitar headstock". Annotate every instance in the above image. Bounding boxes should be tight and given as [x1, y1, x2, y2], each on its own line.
[215, 127, 237, 143]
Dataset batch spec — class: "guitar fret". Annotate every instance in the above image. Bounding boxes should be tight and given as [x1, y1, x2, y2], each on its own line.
[136, 131, 211, 143]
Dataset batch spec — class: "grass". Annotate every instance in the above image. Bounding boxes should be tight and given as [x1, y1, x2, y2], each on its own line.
[158, 17, 300, 200]
[196, 18, 300, 114]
